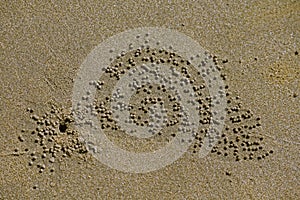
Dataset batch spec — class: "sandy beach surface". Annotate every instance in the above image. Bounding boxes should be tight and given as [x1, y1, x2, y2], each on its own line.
[0, 1, 299, 199]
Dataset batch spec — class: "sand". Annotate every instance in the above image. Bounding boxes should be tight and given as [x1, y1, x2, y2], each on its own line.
[0, 0, 299, 199]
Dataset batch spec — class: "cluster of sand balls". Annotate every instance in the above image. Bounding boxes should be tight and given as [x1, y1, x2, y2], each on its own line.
[19, 33, 274, 175]
[18, 103, 87, 174]
[90, 44, 273, 161]
[192, 93, 274, 161]
[90, 47, 213, 152]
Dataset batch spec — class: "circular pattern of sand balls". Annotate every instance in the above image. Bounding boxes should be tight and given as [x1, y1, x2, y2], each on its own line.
[71, 29, 228, 173]
[18, 104, 88, 174]
[89, 44, 273, 161]
[89, 46, 215, 152]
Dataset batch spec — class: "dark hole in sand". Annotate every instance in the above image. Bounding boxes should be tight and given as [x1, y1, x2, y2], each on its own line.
[59, 123, 67, 133]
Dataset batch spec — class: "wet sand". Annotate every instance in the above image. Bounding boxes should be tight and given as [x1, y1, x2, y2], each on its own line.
[0, 1, 299, 199]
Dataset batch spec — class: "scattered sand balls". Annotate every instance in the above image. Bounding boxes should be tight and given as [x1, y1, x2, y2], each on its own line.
[85, 45, 274, 162]
[190, 82, 273, 162]
[14, 37, 274, 176]
[17, 102, 88, 174]
[88, 47, 214, 152]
